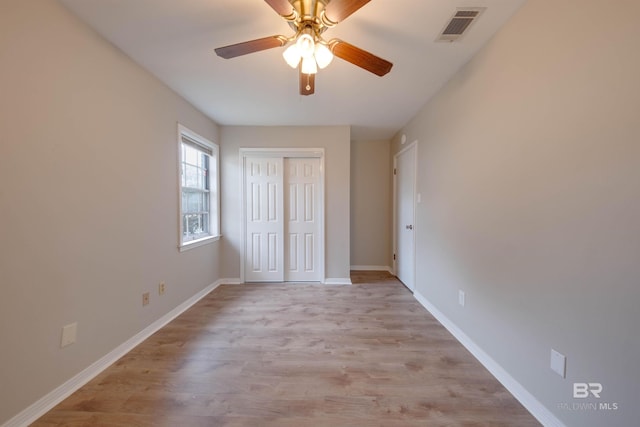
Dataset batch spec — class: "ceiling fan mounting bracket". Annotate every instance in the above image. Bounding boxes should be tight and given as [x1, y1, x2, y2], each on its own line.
[319, 10, 338, 28]
[282, 11, 299, 22]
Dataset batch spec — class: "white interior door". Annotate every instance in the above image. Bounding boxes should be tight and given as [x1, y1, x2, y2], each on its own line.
[245, 157, 284, 282]
[285, 158, 321, 282]
[395, 144, 416, 291]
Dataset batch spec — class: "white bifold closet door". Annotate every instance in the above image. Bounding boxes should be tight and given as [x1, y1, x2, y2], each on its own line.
[245, 156, 321, 282]
[284, 158, 321, 282]
[245, 157, 284, 282]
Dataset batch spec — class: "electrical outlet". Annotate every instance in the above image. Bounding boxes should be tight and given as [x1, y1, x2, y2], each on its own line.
[158, 282, 165, 295]
[142, 292, 150, 306]
[458, 290, 465, 307]
[61, 322, 77, 348]
[550, 349, 566, 378]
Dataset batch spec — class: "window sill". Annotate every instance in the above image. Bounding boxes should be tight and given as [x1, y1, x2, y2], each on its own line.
[179, 235, 220, 252]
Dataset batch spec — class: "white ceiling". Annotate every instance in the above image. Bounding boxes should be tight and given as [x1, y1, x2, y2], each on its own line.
[59, 0, 526, 140]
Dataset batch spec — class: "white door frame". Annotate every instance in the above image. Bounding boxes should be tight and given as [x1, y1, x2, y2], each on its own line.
[240, 148, 325, 283]
[392, 141, 418, 290]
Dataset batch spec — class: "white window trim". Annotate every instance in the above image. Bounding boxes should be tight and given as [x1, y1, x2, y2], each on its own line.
[177, 123, 220, 252]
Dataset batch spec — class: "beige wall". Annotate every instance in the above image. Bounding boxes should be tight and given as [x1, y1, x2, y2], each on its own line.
[392, 0, 640, 425]
[350, 140, 392, 268]
[220, 125, 351, 281]
[0, 1, 221, 423]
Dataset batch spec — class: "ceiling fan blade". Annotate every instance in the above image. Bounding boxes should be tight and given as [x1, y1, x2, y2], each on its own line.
[264, 0, 296, 19]
[299, 68, 315, 96]
[323, 0, 371, 25]
[330, 39, 393, 76]
[215, 36, 286, 59]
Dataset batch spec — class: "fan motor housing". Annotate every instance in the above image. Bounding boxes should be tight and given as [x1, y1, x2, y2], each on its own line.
[291, 0, 329, 18]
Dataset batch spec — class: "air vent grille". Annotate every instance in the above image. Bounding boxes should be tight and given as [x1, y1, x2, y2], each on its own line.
[437, 8, 486, 42]
[455, 10, 481, 18]
[442, 17, 474, 35]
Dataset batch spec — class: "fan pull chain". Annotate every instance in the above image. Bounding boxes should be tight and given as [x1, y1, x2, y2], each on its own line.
[306, 74, 311, 91]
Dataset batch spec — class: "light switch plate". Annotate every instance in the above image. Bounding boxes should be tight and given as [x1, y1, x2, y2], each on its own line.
[61, 322, 77, 348]
[550, 349, 566, 378]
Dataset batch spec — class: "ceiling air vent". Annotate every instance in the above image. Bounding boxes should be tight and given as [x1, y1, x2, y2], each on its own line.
[436, 7, 486, 42]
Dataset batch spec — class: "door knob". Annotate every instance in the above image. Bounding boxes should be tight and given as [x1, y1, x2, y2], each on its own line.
[406, 225, 413, 230]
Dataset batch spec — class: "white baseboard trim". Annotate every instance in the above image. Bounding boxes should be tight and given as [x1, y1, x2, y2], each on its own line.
[2, 279, 226, 427]
[350, 265, 392, 272]
[323, 278, 353, 285]
[218, 277, 242, 285]
[413, 291, 566, 427]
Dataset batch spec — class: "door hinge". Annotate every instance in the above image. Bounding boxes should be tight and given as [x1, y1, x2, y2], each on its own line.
[393, 253, 396, 260]
[393, 168, 397, 175]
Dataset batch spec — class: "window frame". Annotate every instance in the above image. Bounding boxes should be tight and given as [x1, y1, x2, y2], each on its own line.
[177, 124, 220, 251]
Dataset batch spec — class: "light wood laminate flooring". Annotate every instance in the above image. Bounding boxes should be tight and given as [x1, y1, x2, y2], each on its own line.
[34, 271, 540, 426]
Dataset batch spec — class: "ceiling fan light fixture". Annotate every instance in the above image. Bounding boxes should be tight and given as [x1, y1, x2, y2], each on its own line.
[215, 0, 392, 95]
[314, 43, 334, 69]
[301, 56, 318, 74]
[283, 43, 302, 68]
[296, 33, 315, 58]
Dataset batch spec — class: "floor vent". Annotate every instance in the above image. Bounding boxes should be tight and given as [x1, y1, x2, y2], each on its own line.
[436, 8, 486, 42]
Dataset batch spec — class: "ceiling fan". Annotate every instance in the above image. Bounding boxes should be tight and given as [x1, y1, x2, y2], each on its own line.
[214, 0, 393, 96]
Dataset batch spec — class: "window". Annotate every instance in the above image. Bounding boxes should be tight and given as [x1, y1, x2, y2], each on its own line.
[178, 124, 219, 250]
